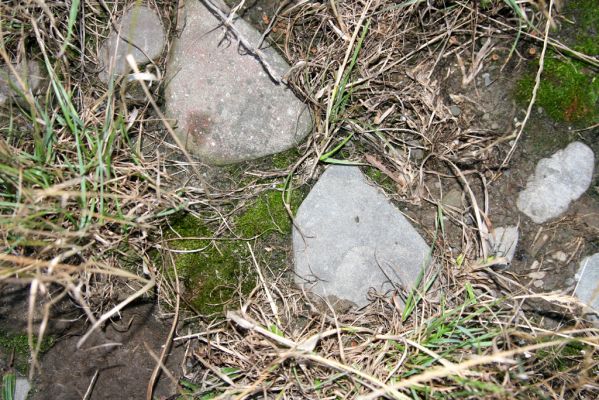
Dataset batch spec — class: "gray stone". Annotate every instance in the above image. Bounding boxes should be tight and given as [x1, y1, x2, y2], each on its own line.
[293, 166, 431, 308]
[517, 142, 594, 224]
[449, 105, 461, 117]
[574, 253, 599, 313]
[15, 377, 31, 400]
[488, 226, 519, 263]
[441, 188, 463, 209]
[99, 5, 165, 83]
[0, 59, 45, 107]
[482, 72, 492, 87]
[165, 0, 311, 165]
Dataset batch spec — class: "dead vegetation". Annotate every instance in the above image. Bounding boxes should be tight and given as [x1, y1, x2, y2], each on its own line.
[0, 0, 597, 399]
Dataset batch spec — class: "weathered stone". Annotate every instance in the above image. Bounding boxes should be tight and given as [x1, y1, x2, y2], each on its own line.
[165, 0, 311, 165]
[489, 225, 519, 263]
[15, 377, 31, 400]
[293, 166, 431, 308]
[441, 188, 463, 209]
[449, 105, 461, 117]
[574, 253, 599, 314]
[99, 5, 165, 83]
[0, 59, 45, 107]
[517, 142, 594, 224]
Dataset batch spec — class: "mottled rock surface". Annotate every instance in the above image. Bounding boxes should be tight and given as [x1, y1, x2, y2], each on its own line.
[99, 5, 165, 83]
[517, 142, 594, 224]
[0, 59, 45, 107]
[165, 0, 311, 165]
[293, 166, 430, 308]
[574, 253, 599, 314]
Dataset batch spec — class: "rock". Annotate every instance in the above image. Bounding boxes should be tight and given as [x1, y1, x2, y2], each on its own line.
[488, 225, 519, 263]
[293, 165, 431, 308]
[165, 0, 311, 165]
[574, 253, 599, 314]
[14, 377, 31, 400]
[517, 142, 594, 224]
[99, 5, 165, 83]
[441, 188, 463, 209]
[449, 105, 461, 117]
[0, 59, 45, 107]
[482, 72, 492, 87]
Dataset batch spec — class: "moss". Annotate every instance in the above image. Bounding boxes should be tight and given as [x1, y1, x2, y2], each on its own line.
[271, 148, 301, 170]
[565, 0, 599, 55]
[163, 188, 305, 315]
[0, 331, 54, 374]
[364, 167, 397, 194]
[236, 191, 291, 237]
[165, 214, 253, 315]
[536, 340, 586, 372]
[515, 0, 599, 124]
[515, 54, 599, 123]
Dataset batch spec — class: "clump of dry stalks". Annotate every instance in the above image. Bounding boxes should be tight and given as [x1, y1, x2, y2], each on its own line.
[0, 0, 597, 398]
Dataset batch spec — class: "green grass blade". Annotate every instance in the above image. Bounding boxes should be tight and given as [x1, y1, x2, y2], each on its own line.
[2, 372, 15, 400]
[59, 0, 81, 56]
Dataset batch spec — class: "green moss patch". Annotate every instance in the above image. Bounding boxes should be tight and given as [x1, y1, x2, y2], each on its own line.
[0, 331, 53, 374]
[515, 0, 599, 124]
[164, 214, 252, 315]
[163, 188, 305, 315]
[364, 167, 397, 194]
[515, 54, 599, 123]
[236, 191, 293, 237]
[565, 0, 599, 55]
[271, 148, 301, 170]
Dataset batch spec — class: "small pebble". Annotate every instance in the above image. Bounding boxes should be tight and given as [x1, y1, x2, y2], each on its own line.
[533, 280, 544, 288]
[528, 271, 546, 280]
[449, 105, 461, 117]
[552, 251, 568, 263]
[482, 72, 492, 87]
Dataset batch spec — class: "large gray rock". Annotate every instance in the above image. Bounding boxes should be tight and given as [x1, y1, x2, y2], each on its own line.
[165, 0, 311, 165]
[99, 5, 165, 83]
[293, 166, 431, 308]
[0, 59, 45, 107]
[517, 142, 594, 224]
[574, 253, 599, 317]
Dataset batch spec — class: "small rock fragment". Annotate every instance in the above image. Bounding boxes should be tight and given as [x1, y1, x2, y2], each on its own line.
[99, 5, 165, 83]
[0, 59, 45, 107]
[15, 377, 31, 400]
[552, 251, 568, 263]
[489, 226, 519, 263]
[449, 105, 461, 117]
[293, 165, 431, 308]
[574, 253, 599, 313]
[441, 188, 463, 209]
[528, 271, 546, 280]
[517, 142, 595, 223]
[482, 72, 492, 87]
[533, 280, 544, 288]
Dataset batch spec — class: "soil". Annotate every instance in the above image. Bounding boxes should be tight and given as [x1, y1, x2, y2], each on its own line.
[0, 285, 185, 400]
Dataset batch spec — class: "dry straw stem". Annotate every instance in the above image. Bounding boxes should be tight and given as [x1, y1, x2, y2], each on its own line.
[501, 0, 554, 169]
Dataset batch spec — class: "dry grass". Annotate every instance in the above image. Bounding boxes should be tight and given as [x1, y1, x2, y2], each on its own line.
[0, 0, 598, 399]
